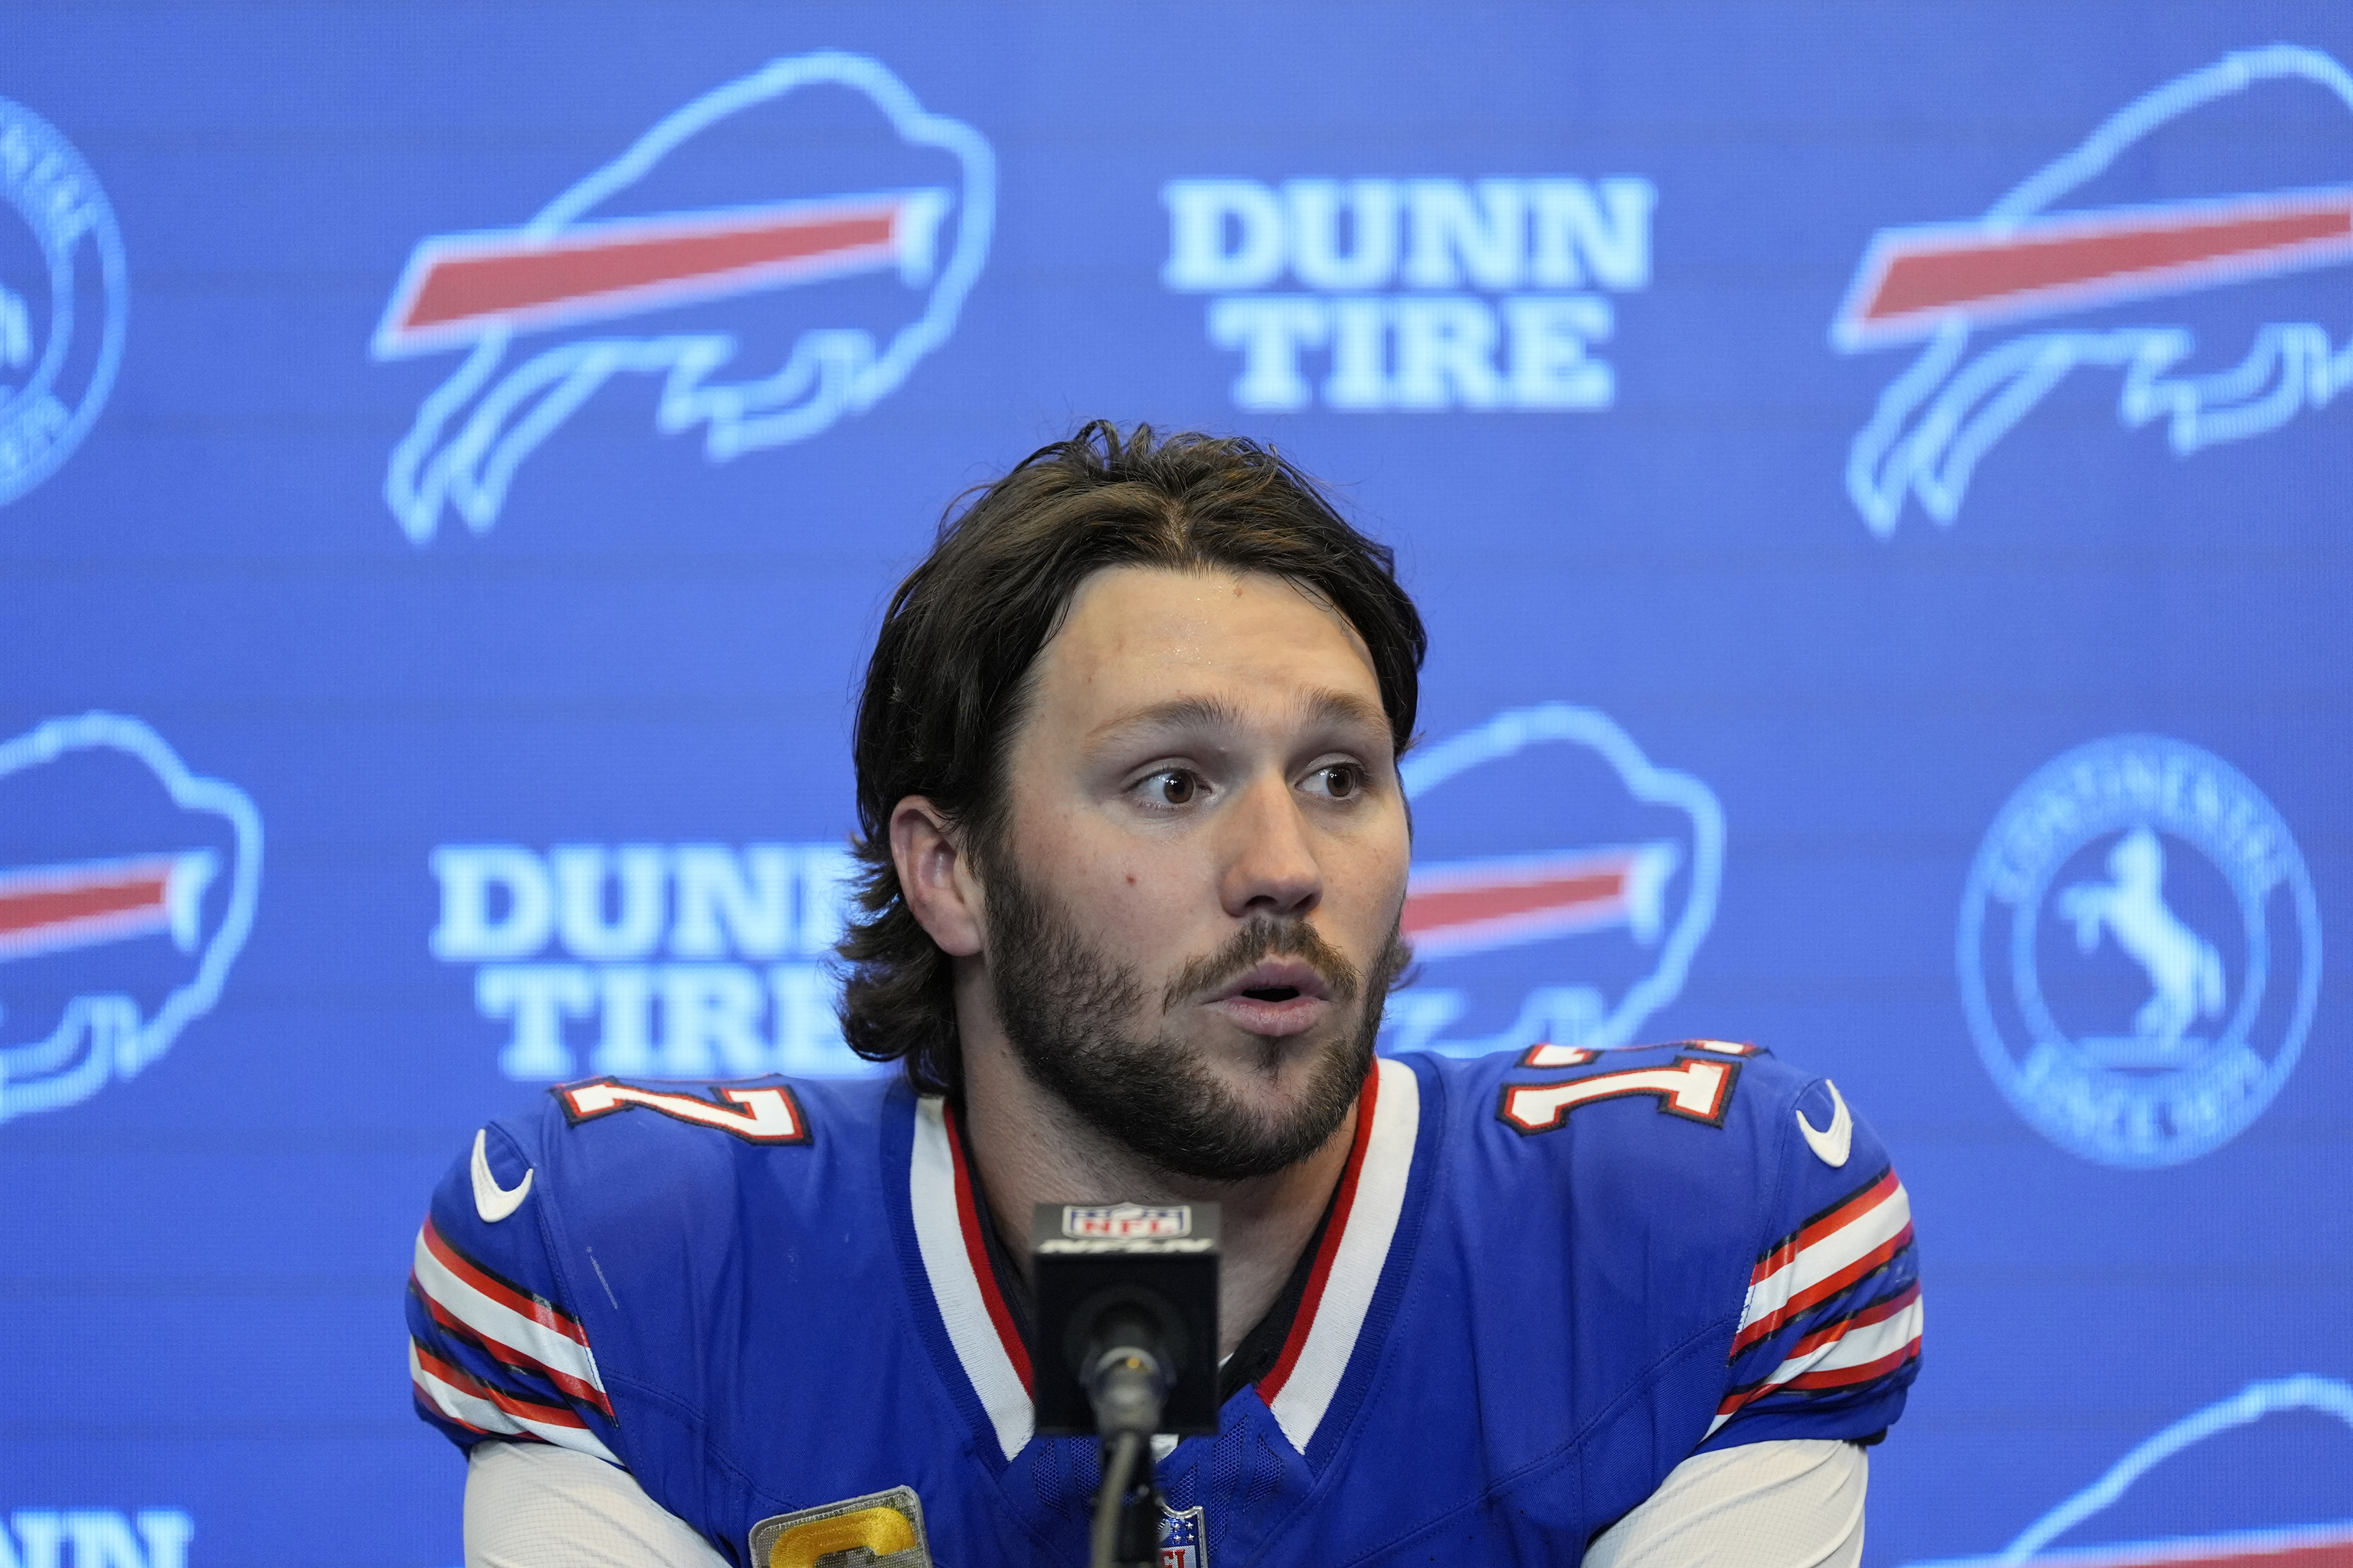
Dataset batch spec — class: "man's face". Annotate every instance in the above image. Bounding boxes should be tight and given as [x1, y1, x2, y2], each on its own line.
[978, 565, 1412, 1180]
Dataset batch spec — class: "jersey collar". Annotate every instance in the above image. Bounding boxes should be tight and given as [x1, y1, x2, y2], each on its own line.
[908, 1095, 1035, 1461]
[905, 1056, 1425, 1462]
[1255, 1056, 1422, 1454]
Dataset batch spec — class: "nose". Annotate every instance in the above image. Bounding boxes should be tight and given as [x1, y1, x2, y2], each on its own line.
[1217, 771, 1323, 920]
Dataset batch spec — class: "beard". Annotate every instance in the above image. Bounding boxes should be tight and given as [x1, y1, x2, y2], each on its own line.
[982, 860, 1406, 1183]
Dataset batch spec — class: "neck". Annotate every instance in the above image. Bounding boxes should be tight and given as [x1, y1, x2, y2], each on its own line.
[957, 1033, 1359, 1363]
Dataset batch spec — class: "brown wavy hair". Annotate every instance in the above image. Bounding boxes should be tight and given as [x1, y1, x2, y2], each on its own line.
[837, 421, 1426, 1097]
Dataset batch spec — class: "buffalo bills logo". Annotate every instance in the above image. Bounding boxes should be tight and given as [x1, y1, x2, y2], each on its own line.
[1383, 704, 1722, 1058]
[0, 715, 261, 1121]
[1896, 1376, 2353, 1566]
[1836, 45, 2353, 532]
[371, 51, 993, 542]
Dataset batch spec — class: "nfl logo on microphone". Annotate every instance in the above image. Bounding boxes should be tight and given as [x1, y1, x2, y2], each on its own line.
[1063, 1203, 1193, 1240]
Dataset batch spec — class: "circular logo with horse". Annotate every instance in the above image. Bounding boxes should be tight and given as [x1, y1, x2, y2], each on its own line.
[1959, 735, 2320, 1167]
[0, 96, 126, 506]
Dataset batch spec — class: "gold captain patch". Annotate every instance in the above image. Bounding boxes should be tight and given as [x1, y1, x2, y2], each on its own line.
[750, 1486, 931, 1568]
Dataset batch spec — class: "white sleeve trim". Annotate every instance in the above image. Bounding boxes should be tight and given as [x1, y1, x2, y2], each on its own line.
[1582, 1439, 1867, 1568]
[465, 1442, 731, 1568]
[460, 1423, 1858, 1568]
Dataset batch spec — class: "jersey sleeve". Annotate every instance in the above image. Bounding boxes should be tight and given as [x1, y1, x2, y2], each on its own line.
[1584, 1440, 1866, 1567]
[406, 1120, 625, 1468]
[465, 1442, 729, 1568]
[1698, 1075, 1922, 1453]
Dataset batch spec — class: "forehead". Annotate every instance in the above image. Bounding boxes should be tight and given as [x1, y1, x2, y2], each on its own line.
[1028, 565, 1386, 735]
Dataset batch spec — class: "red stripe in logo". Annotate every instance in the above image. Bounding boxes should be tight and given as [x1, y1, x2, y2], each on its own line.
[0, 852, 216, 962]
[375, 190, 951, 355]
[1838, 185, 2353, 346]
[1402, 843, 1678, 961]
[2001, 1524, 2353, 1567]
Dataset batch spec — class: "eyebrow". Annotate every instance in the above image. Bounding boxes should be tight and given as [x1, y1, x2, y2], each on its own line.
[1088, 687, 1391, 751]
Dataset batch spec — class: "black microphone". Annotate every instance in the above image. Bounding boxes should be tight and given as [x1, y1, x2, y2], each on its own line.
[1031, 1203, 1221, 1568]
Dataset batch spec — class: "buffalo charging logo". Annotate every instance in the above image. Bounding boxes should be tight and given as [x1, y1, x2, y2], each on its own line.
[1835, 45, 2353, 534]
[372, 51, 993, 542]
[0, 715, 261, 1121]
[1959, 737, 2319, 1168]
[1382, 705, 1722, 1057]
[1899, 1376, 2353, 1567]
[0, 97, 126, 507]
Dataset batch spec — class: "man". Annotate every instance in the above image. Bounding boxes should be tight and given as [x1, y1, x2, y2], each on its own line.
[410, 424, 1921, 1567]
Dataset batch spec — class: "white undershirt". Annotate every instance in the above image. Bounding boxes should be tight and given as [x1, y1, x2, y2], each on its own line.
[464, 1436, 1865, 1567]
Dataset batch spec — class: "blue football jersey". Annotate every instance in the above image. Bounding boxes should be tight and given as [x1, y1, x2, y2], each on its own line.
[408, 1043, 1921, 1566]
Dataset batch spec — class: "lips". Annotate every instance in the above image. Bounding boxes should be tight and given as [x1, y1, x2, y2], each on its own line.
[1204, 959, 1334, 1038]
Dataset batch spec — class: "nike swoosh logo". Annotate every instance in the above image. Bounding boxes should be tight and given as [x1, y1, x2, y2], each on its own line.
[470, 1128, 534, 1223]
[1797, 1080, 1853, 1168]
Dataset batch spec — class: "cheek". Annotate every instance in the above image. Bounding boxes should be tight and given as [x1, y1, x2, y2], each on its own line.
[1095, 855, 1190, 934]
[1334, 830, 1413, 941]
[1075, 851, 1216, 975]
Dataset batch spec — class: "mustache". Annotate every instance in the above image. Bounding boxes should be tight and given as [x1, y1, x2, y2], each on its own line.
[1160, 915, 1373, 1013]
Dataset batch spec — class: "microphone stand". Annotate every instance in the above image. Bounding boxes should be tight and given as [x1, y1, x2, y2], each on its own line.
[1029, 1203, 1222, 1568]
[1085, 1326, 1169, 1568]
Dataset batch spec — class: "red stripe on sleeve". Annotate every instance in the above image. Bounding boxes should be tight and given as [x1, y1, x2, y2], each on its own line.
[1732, 1220, 1916, 1357]
[414, 1340, 592, 1431]
[1715, 1334, 1923, 1419]
[411, 1390, 496, 1437]
[1783, 1339, 1922, 1393]
[411, 1273, 614, 1418]
[421, 1219, 591, 1347]
[1749, 1169, 1901, 1285]
[1779, 1282, 1922, 1363]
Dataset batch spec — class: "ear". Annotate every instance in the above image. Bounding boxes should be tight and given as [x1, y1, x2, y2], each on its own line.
[889, 796, 985, 957]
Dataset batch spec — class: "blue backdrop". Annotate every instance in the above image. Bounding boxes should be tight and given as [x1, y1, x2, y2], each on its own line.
[7, 6, 2349, 1565]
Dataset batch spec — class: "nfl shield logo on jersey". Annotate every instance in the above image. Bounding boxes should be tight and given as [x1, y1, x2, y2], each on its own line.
[1159, 1502, 1209, 1568]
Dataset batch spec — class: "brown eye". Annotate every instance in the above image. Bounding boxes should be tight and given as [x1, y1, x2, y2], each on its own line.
[1318, 764, 1362, 799]
[1154, 771, 1197, 805]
